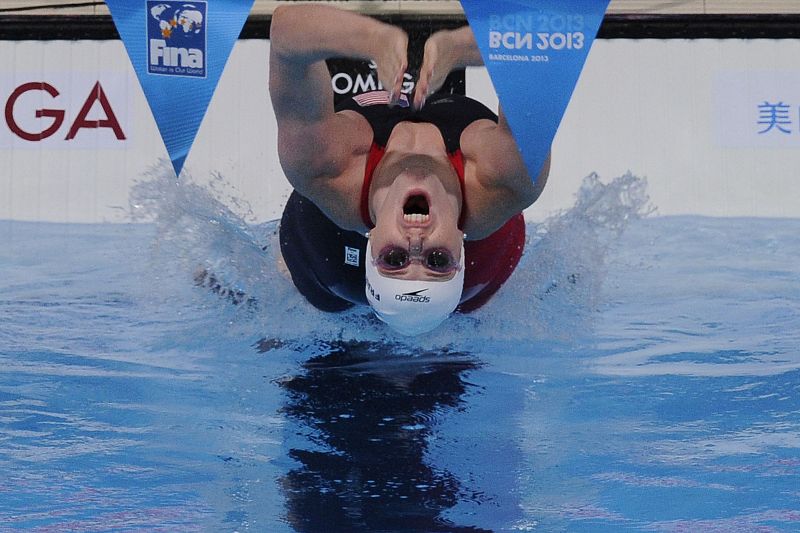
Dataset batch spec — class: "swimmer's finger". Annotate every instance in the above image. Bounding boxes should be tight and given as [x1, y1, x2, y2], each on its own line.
[387, 76, 399, 105]
[414, 65, 433, 109]
[379, 27, 408, 105]
[415, 33, 445, 109]
[388, 65, 406, 105]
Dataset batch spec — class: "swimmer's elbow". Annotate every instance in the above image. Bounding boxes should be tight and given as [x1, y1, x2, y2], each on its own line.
[509, 152, 550, 210]
[269, 6, 289, 51]
[527, 152, 551, 205]
[269, 6, 304, 57]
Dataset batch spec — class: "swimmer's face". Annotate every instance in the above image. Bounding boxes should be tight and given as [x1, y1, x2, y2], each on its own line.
[369, 164, 463, 282]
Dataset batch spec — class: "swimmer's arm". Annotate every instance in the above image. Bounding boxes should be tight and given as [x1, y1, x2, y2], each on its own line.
[419, 26, 548, 236]
[460, 116, 550, 239]
[418, 25, 549, 200]
[269, 6, 407, 188]
[496, 104, 550, 209]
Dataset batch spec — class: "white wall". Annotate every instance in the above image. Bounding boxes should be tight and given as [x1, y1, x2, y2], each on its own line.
[468, 39, 800, 220]
[0, 40, 283, 224]
[1, 38, 799, 223]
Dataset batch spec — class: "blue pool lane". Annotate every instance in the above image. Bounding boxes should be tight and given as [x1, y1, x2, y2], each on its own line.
[1, 180, 799, 531]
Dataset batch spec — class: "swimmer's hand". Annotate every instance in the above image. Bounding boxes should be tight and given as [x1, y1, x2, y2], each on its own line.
[414, 27, 483, 110]
[371, 25, 409, 106]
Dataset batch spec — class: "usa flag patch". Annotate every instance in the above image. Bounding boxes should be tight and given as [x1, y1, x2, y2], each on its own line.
[353, 91, 410, 108]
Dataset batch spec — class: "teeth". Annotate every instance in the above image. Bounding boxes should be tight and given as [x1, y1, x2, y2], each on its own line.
[404, 213, 430, 224]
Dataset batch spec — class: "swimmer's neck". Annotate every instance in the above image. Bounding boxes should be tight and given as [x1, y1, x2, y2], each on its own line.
[384, 121, 447, 158]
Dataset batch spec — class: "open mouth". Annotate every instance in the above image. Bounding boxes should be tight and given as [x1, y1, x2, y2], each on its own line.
[403, 194, 430, 224]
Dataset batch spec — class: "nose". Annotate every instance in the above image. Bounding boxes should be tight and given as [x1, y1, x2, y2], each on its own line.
[407, 234, 424, 256]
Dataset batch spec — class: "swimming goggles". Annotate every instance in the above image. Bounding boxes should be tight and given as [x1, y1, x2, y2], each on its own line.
[373, 245, 461, 274]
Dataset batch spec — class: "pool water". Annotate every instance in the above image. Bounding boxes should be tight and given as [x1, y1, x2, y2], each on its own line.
[1, 173, 799, 532]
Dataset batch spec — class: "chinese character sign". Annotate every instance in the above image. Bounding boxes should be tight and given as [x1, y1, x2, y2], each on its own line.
[757, 101, 794, 135]
[714, 71, 800, 148]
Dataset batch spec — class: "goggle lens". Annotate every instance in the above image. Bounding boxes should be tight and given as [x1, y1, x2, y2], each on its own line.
[376, 246, 457, 273]
[381, 248, 409, 269]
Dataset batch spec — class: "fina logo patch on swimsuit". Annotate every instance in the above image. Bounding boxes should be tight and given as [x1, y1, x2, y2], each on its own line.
[344, 246, 360, 267]
[353, 91, 409, 108]
[146, 1, 207, 78]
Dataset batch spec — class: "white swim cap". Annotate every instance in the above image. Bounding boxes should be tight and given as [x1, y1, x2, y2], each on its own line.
[364, 239, 465, 336]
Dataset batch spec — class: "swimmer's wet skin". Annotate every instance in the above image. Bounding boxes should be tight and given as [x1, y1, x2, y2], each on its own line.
[268, 5, 545, 335]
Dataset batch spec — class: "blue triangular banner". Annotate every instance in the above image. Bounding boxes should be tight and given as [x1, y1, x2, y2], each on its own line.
[107, 0, 254, 177]
[461, 0, 610, 183]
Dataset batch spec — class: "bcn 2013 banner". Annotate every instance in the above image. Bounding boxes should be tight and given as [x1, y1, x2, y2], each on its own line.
[461, 0, 610, 183]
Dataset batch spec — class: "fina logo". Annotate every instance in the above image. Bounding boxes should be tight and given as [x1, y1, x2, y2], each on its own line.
[147, 2, 207, 78]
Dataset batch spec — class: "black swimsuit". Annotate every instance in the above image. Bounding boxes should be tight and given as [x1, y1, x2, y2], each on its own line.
[339, 91, 497, 152]
[279, 93, 524, 313]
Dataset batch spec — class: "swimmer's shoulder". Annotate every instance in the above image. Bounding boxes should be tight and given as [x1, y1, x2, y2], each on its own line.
[292, 109, 373, 232]
[460, 120, 548, 240]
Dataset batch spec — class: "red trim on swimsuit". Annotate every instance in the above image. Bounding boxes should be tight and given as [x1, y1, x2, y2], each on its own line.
[358, 141, 524, 312]
[359, 143, 467, 230]
[359, 143, 386, 229]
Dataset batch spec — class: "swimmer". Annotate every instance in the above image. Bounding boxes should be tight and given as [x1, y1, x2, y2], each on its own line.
[269, 5, 549, 335]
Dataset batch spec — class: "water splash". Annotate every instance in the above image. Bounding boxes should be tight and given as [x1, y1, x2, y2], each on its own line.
[128, 166, 651, 348]
[470, 172, 652, 344]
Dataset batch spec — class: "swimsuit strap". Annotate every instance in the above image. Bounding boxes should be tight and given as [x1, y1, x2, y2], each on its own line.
[447, 149, 467, 231]
[359, 143, 386, 229]
[359, 143, 467, 231]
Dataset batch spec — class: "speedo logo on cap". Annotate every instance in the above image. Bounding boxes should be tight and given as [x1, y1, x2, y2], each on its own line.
[395, 289, 430, 304]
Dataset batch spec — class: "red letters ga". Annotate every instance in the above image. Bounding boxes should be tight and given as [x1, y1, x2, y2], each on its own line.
[4, 81, 126, 141]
